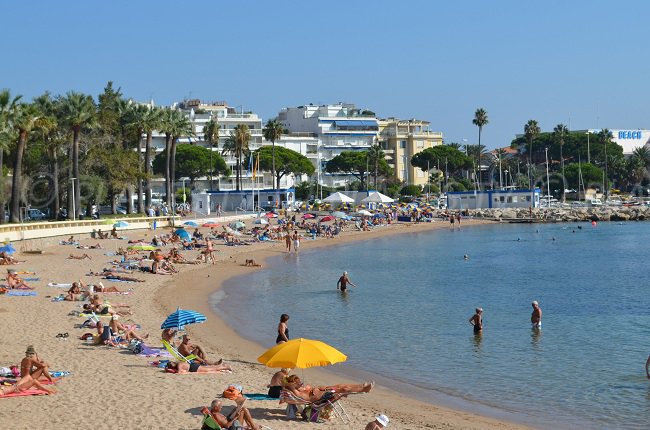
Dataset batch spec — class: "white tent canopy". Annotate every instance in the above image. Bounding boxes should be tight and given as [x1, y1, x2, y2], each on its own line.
[323, 192, 354, 203]
[361, 192, 394, 203]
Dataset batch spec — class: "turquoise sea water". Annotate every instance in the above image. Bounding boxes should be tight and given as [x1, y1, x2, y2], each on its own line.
[213, 222, 650, 429]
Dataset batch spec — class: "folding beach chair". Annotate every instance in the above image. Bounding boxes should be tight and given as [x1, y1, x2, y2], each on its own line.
[161, 339, 198, 363]
[279, 389, 350, 424]
[201, 414, 222, 430]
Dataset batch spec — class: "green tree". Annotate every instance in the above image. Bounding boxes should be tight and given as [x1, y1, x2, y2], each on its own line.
[0, 90, 22, 223]
[59, 91, 96, 219]
[169, 111, 193, 209]
[222, 124, 251, 191]
[86, 146, 140, 213]
[203, 117, 221, 191]
[262, 119, 284, 189]
[153, 144, 229, 187]
[472, 108, 489, 189]
[367, 144, 390, 189]
[564, 163, 603, 191]
[255, 146, 314, 188]
[524, 119, 540, 189]
[135, 105, 161, 209]
[325, 151, 390, 190]
[32, 93, 62, 218]
[410, 145, 471, 178]
[8, 103, 40, 222]
[400, 184, 421, 197]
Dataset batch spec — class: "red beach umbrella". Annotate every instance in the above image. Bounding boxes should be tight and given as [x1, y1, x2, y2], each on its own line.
[302, 213, 315, 219]
[320, 215, 335, 222]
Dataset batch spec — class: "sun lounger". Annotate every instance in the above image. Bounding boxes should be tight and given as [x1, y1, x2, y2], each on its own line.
[279, 389, 350, 423]
[161, 339, 198, 363]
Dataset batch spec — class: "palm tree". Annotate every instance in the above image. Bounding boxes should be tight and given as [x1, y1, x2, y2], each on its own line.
[263, 119, 284, 189]
[599, 129, 612, 200]
[222, 124, 251, 191]
[32, 93, 61, 219]
[169, 110, 193, 210]
[136, 105, 161, 210]
[367, 144, 386, 189]
[0, 90, 21, 223]
[8, 103, 40, 223]
[203, 117, 221, 191]
[472, 108, 489, 189]
[524, 120, 540, 190]
[157, 108, 175, 207]
[59, 92, 96, 219]
[553, 123, 569, 202]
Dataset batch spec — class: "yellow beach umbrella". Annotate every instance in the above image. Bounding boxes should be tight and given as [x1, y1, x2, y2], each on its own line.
[257, 338, 347, 369]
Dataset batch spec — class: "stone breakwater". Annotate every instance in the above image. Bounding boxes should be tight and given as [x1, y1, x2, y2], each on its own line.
[468, 206, 650, 222]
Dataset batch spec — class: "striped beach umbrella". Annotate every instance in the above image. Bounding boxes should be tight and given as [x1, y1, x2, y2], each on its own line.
[160, 307, 207, 330]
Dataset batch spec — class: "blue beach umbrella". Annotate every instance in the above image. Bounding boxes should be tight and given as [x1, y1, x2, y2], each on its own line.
[175, 228, 191, 241]
[0, 243, 16, 254]
[183, 220, 199, 227]
[373, 213, 386, 219]
[161, 307, 207, 330]
[229, 221, 246, 229]
[331, 211, 346, 219]
[113, 221, 129, 228]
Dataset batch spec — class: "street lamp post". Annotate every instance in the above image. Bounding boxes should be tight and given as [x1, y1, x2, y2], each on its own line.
[504, 170, 508, 188]
[70, 177, 76, 221]
[586, 131, 591, 164]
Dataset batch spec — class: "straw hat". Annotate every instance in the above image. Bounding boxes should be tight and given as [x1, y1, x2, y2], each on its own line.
[25, 345, 36, 355]
[376, 414, 389, 427]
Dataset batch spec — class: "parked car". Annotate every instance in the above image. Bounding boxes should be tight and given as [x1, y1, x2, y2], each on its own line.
[26, 208, 47, 221]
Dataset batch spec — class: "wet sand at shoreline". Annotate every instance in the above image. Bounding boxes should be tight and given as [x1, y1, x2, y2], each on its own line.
[0, 218, 534, 429]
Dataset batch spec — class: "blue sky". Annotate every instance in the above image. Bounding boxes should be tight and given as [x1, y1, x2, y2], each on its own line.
[2, 0, 647, 148]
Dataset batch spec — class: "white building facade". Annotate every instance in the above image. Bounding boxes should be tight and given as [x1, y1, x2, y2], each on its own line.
[278, 103, 379, 188]
[609, 129, 650, 155]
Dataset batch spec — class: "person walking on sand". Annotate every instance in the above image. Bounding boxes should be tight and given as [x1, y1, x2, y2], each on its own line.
[469, 308, 483, 334]
[365, 414, 390, 430]
[292, 230, 300, 253]
[276, 314, 290, 344]
[337, 271, 357, 292]
[531, 300, 542, 329]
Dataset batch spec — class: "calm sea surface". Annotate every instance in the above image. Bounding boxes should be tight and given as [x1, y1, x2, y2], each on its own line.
[213, 222, 650, 430]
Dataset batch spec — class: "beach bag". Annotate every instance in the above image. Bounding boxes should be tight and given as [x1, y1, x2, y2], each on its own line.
[128, 340, 142, 353]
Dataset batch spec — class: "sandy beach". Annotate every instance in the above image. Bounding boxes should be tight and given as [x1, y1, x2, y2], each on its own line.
[0, 218, 535, 430]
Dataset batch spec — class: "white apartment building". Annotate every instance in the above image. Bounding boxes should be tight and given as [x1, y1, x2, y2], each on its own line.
[277, 103, 379, 188]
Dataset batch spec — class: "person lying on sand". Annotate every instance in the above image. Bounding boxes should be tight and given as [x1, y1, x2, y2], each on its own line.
[76, 243, 103, 249]
[0, 374, 56, 396]
[202, 398, 260, 430]
[7, 270, 32, 289]
[283, 375, 374, 402]
[21, 345, 56, 384]
[178, 334, 223, 365]
[67, 253, 92, 260]
[165, 360, 232, 374]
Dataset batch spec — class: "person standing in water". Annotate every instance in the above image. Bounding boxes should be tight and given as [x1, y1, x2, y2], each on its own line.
[531, 300, 542, 329]
[276, 314, 289, 344]
[337, 271, 357, 292]
[469, 308, 483, 334]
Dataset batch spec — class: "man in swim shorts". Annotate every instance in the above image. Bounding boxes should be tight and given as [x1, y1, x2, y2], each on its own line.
[469, 308, 483, 334]
[531, 300, 542, 329]
[337, 271, 357, 292]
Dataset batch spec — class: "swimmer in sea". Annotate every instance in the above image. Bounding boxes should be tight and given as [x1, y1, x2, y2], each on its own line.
[337, 271, 357, 292]
[464, 254, 469, 260]
[469, 307, 483, 334]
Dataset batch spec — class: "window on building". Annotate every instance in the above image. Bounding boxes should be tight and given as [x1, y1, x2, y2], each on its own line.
[417, 170, 424, 178]
[507, 197, 512, 203]
[400, 140, 407, 148]
[526, 196, 531, 201]
[416, 140, 424, 148]
[500, 196, 505, 202]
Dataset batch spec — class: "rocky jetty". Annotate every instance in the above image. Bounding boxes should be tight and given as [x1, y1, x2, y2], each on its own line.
[468, 205, 650, 222]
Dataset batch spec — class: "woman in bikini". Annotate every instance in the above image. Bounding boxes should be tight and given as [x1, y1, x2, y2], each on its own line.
[0, 374, 55, 397]
[165, 361, 232, 374]
[284, 375, 374, 402]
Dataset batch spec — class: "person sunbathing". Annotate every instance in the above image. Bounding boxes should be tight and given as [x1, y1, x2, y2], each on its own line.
[161, 328, 177, 345]
[0, 251, 24, 265]
[178, 335, 222, 365]
[108, 315, 148, 342]
[7, 270, 31, 289]
[20, 345, 56, 384]
[202, 398, 260, 430]
[284, 375, 374, 402]
[0, 374, 56, 396]
[165, 360, 231, 374]
[92, 282, 124, 293]
[76, 243, 103, 250]
[103, 273, 144, 282]
[68, 253, 92, 260]
[151, 260, 173, 275]
[111, 227, 118, 238]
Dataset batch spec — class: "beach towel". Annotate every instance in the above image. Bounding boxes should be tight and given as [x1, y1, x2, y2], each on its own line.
[0, 388, 51, 398]
[244, 393, 277, 401]
[49, 371, 70, 378]
[6, 291, 37, 296]
[102, 279, 134, 283]
[102, 291, 131, 295]
[138, 344, 171, 357]
[47, 283, 72, 288]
